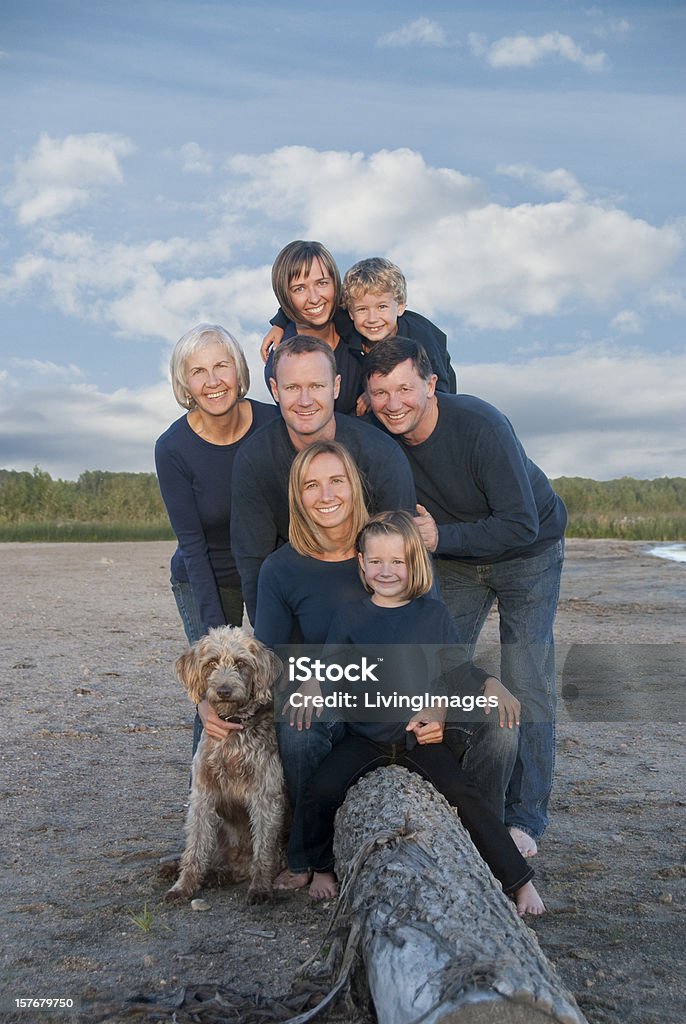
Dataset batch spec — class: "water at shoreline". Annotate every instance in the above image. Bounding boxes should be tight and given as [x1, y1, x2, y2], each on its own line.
[646, 543, 686, 564]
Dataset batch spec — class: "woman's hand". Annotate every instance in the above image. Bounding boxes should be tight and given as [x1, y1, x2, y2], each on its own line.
[482, 677, 521, 729]
[197, 698, 243, 741]
[260, 325, 284, 363]
[281, 677, 323, 731]
[414, 504, 438, 552]
[406, 706, 446, 745]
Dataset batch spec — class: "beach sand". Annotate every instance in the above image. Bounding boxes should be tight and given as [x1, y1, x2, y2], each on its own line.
[1, 539, 684, 1023]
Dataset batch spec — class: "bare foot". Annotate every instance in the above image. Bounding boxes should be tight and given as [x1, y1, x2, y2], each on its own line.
[308, 871, 338, 900]
[509, 827, 538, 858]
[514, 880, 545, 916]
[273, 868, 311, 891]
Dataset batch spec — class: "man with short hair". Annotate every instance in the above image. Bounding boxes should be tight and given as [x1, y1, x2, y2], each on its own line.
[364, 337, 567, 855]
[231, 335, 416, 624]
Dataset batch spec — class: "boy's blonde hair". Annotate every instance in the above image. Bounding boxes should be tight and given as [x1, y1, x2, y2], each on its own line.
[288, 441, 369, 558]
[356, 510, 433, 601]
[343, 257, 407, 308]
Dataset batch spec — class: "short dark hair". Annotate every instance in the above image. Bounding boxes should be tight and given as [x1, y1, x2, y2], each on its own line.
[271, 334, 337, 383]
[362, 337, 433, 383]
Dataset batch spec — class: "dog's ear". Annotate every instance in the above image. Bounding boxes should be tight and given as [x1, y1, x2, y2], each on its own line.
[175, 643, 207, 705]
[244, 635, 282, 704]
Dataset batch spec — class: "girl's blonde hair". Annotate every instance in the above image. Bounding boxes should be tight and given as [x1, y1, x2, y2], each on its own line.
[288, 441, 368, 557]
[356, 510, 433, 601]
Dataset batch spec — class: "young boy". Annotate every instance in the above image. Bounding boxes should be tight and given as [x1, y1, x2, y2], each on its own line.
[342, 257, 456, 394]
[261, 256, 456, 413]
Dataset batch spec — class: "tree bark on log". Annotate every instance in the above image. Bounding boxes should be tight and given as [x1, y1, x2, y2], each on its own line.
[333, 766, 588, 1024]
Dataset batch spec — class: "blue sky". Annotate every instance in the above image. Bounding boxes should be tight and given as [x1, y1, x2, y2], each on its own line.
[1, 0, 684, 480]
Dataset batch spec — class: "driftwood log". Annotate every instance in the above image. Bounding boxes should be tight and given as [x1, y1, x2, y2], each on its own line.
[333, 766, 588, 1024]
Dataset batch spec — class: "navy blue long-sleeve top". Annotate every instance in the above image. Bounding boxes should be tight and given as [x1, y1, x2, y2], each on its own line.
[155, 400, 278, 633]
[377, 393, 566, 563]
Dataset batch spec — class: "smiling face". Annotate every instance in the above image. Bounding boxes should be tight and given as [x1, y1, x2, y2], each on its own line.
[348, 289, 406, 347]
[184, 339, 240, 416]
[358, 532, 410, 607]
[288, 257, 337, 328]
[270, 350, 340, 448]
[366, 358, 438, 444]
[300, 451, 354, 534]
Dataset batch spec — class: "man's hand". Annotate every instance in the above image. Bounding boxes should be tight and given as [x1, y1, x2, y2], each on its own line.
[260, 325, 284, 363]
[415, 504, 438, 552]
[483, 677, 521, 729]
[406, 706, 446, 745]
[197, 698, 243, 741]
[281, 677, 323, 731]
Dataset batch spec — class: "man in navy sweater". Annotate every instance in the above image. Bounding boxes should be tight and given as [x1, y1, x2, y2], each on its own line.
[364, 338, 567, 856]
[230, 335, 417, 624]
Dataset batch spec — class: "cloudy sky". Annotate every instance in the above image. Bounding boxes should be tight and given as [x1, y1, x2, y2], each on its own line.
[1, 0, 684, 481]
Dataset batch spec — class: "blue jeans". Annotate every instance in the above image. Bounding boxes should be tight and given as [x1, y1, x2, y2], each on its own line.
[444, 719, 518, 822]
[435, 539, 564, 840]
[275, 719, 346, 873]
[171, 577, 244, 756]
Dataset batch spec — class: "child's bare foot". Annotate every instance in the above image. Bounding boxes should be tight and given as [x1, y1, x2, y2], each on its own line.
[309, 871, 338, 900]
[509, 827, 538, 858]
[273, 868, 312, 891]
[514, 880, 545, 916]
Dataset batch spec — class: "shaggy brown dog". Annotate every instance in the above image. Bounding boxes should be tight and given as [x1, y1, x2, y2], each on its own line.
[166, 626, 286, 904]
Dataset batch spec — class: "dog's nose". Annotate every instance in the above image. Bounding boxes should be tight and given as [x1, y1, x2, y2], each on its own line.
[215, 685, 233, 700]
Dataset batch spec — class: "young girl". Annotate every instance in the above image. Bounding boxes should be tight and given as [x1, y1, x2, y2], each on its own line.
[300, 511, 545, 915]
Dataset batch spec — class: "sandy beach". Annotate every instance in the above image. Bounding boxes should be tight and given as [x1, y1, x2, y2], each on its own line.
[1, 539, 684, 1023]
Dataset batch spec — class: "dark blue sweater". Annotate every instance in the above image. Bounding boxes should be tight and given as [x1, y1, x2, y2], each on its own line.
[155, 400, 278, 632]
[379, 393, 566, 563]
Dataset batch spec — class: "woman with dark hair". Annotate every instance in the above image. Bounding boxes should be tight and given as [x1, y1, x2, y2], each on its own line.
[155, 323, 277, 752]
[262, 240, 365, 414]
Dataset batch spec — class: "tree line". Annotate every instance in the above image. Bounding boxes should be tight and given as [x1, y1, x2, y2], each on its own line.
[1, 467, 685, 541]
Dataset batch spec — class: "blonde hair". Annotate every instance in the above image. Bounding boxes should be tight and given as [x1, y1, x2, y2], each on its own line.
[170, 324, 250, 409]
[271, 240, 342, 326]
[356, 510, 433, 601]
[343, 257, 407, 308]
[288, 441, 369, 558]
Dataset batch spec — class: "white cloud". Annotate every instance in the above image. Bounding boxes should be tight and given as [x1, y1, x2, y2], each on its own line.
[4, 132, 135, 225]
[611, 310, 642, 335]
[460, 347, 686, 480]
[470, 31, 606, 72]
[377, 18, 447, 48]
[3, 146, 681, 340]
[497, 163, 587, 202]
[178, 142, 214, 175]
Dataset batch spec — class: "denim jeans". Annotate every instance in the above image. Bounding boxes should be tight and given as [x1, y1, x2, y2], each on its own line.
[443, 719, 518, 822]
[435, 539, 564, 840]
[275, 719, 347, 873]
[171, 577, 244, 756]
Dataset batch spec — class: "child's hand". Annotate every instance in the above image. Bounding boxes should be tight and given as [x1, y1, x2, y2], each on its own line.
[198, 698, 243, 740]
[260, 325, 284, 363]
[355, 392, 371, 417]
[483, 677, 521, 729]
[281, 677, 323, 731]
[406, 707, 446, 745]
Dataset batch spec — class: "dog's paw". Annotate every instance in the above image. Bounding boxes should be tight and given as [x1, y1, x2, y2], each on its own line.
[165, 885, 192, 904]
[246, 886, 275, 905]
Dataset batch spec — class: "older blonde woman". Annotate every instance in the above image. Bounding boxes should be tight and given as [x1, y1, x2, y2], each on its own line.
[155, 323, 277, 752]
